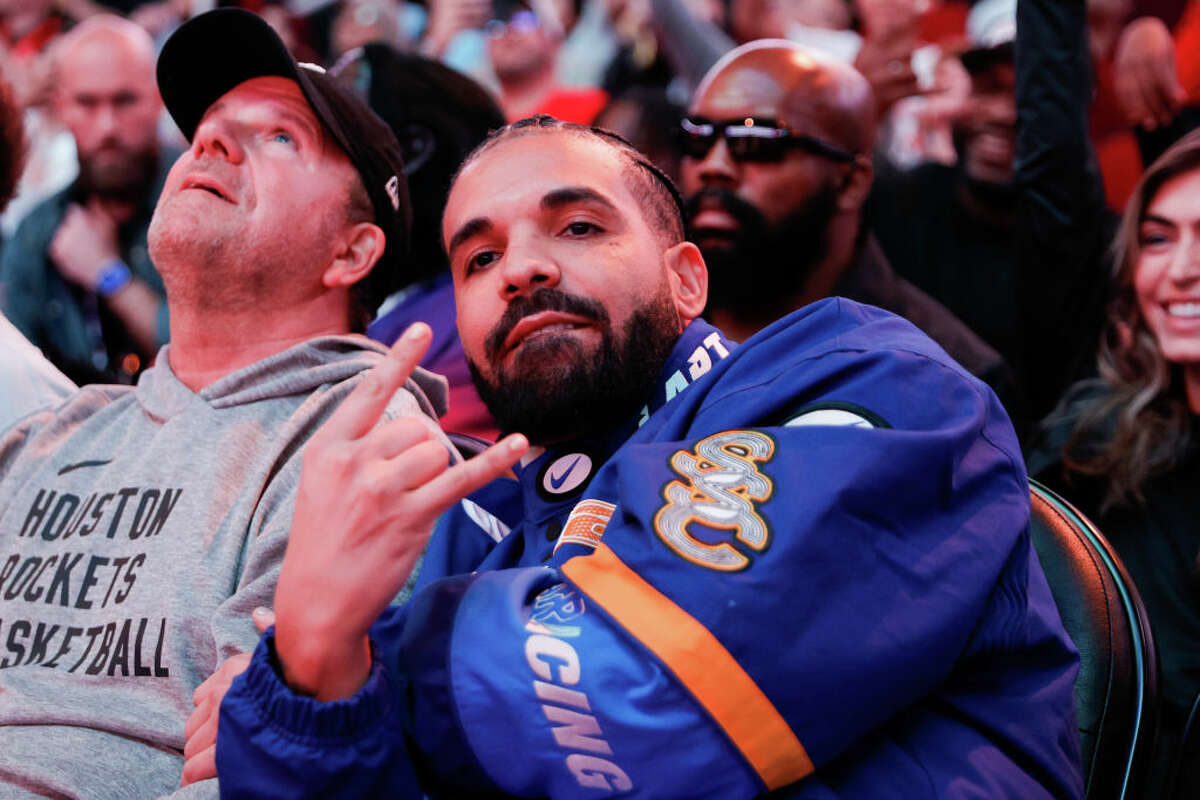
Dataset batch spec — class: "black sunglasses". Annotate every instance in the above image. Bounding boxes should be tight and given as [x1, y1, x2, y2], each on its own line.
[678, 116, 856, 164]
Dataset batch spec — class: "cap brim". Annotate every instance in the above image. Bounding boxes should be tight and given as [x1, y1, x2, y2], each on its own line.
[158, 9, 306, 141]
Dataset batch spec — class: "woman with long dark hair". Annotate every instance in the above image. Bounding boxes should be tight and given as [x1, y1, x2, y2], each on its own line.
[1031, 127, 1200, 797]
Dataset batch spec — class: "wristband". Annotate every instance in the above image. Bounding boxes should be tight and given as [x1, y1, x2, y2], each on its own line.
[95, 259, 132, 298]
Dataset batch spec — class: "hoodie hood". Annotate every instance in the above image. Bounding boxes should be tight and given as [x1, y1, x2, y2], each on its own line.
[136, 335, 449, 422]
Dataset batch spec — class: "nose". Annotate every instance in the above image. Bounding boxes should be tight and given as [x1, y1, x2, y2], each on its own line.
[191, 116, 244, 163]
[94, 103, 118, 138]
[1166, 230, 1200, 283]
[691, 136, 739, 188]
[498, 233, 561, 299]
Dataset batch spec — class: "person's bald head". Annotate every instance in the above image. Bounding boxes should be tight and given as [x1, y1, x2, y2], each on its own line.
[692, 41, 874, 155]
[53, 15, 162, 198]
[681, 42, 876, 325]
[56, 14, 157, 66]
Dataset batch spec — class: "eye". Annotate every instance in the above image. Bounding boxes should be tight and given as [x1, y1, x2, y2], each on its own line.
[563, 221, 600, 237]
[1139, 228, 1174, 248]
[466, 250, 500, 274]
[271, 130, 295, 146]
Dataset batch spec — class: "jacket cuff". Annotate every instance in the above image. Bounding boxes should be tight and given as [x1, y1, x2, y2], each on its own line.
[234, 628, 397, 742]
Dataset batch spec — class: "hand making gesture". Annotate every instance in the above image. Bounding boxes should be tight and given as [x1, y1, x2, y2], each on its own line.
[179, 323, 527, 786]
[273, 322, 528, 700]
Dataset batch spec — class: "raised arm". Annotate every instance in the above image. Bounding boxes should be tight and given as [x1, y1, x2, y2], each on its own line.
[648, 0, 734, 92]
[1015, 0, 1117, 422]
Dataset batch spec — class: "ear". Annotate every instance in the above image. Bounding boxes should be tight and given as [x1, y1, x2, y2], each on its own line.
[664, 241, 708, 326]
[836, 154, 874, 213]
[322, 222, 386, 289]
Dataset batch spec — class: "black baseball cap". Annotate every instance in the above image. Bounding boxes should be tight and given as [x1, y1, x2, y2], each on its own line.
[330, 43, 505, 287]
[156, 8, 411, 282]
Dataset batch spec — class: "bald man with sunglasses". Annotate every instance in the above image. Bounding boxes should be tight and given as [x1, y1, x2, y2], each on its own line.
[680, 41, 1018, 413]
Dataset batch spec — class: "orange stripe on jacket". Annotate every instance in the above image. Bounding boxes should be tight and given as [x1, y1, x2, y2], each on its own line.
[561, 543, 814, 790]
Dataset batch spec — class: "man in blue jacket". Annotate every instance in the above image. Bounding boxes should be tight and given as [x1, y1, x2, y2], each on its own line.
[200, 108, 1084, 796]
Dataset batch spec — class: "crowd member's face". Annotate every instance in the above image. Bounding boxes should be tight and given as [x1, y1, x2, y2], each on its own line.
[1134, 168, 1200, 366]
[56, 33, 161, 196]
[332, 0, 401, 57]
[0, 0, 53, 39]
[443, 133, 691, 444]
[681, 64, 844, 307]
[148, 77, 361, 311]
[955, 62, 1017, 188]
[488, 6, 557, 82]
[682, 75, 841, 241]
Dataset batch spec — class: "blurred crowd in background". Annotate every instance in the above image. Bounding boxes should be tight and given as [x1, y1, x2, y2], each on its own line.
[2, 0, 1196, 227]
[2, 0, 1198, 387]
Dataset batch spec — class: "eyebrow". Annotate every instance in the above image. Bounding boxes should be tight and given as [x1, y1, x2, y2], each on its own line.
[447, 217, 494, 260]
[446, 187, 621, 260]
[541, 186, 619, 214]
[199, 99, 323, 144]
[272, 107, 322, 142]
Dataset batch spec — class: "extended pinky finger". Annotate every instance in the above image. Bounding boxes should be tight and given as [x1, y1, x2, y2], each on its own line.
[416, 434, 528, 514]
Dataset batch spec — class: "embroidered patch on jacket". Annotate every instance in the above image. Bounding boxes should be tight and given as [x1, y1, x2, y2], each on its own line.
[553, 499, 617, 554]
[654, 430, 775, 571]
[538, 452, 594, 500]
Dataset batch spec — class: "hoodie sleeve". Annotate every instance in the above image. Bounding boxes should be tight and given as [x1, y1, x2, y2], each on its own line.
[206, 378, 456, 664]
[217, 312, 1082, 799]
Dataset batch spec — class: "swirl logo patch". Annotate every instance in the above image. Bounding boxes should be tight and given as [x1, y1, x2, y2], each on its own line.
[654, 431, 775, 571]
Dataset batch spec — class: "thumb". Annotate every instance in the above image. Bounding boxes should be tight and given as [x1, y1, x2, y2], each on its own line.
[253, 606, 276, 633]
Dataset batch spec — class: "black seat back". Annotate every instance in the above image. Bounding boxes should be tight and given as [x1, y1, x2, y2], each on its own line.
[1028, 480, 1159, 800]
[1169, 690, 1200, 799]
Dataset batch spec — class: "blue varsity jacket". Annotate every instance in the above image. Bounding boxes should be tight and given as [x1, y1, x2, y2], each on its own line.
[216, 298, 1083, 798]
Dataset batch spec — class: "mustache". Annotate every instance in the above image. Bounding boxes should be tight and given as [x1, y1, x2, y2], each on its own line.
[88, 134, 135, 155]
[484, 288, 609, 363]
[683, 186, 769, 235]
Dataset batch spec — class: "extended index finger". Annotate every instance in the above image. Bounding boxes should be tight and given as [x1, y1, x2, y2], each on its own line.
[319, 323, 433, 442]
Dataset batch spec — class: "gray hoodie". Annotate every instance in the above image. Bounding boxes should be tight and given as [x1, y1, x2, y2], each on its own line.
[0, 335, 449, 798]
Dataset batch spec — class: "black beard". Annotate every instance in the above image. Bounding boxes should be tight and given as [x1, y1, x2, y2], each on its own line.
[685, 183, 837, 314]
[468, 287, 680, 445]
[77, 146, 159, 204]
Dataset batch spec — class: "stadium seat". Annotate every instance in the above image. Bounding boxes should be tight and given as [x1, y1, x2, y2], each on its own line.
[1028, 480, 1160, 800]
[1168, 690, 1200, 799]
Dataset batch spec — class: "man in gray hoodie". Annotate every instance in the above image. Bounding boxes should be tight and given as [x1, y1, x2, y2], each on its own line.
[0, 10, 452, 798]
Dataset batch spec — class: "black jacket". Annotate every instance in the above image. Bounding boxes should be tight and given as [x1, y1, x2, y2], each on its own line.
[1015, 0, 1118, 423]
